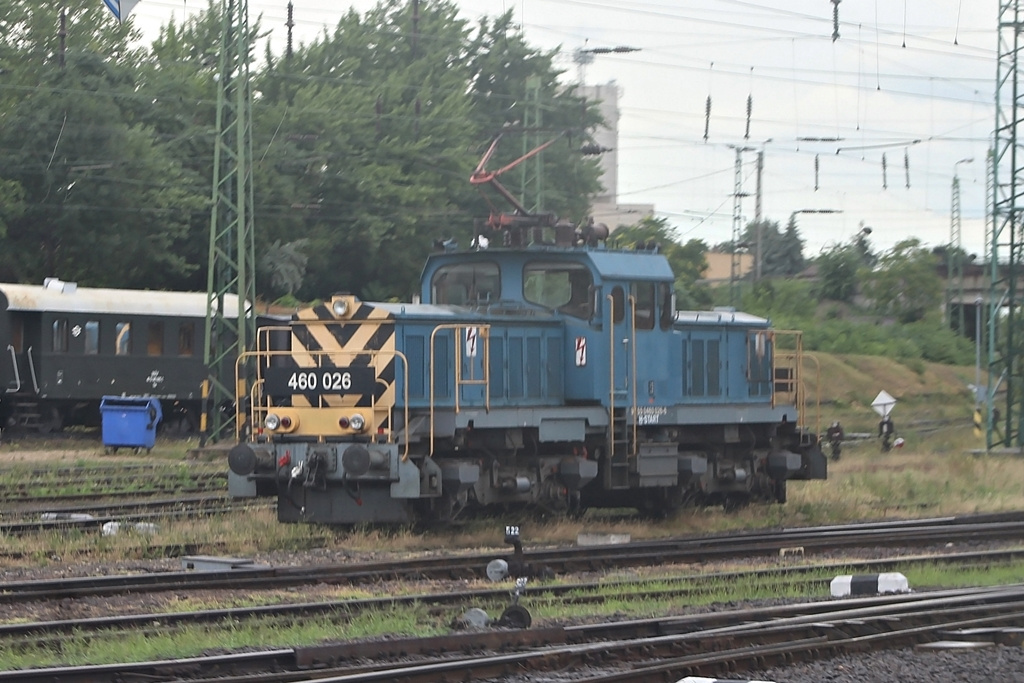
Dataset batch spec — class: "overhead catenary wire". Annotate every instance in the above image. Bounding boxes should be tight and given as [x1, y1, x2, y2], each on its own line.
[3, 0, 996, 259]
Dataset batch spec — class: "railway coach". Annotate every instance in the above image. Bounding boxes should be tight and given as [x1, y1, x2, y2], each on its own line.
[227, 226, 827, 524]
[0, 277, 238, 434]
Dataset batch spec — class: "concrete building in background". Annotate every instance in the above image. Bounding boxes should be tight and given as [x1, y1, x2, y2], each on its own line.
[580, 82, 654, 231]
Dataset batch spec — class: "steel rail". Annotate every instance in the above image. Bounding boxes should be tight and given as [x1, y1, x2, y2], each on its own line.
[2, 515, 1024, 601]
[4, 586, 1024, 683]
[3, 551, 1024, 642]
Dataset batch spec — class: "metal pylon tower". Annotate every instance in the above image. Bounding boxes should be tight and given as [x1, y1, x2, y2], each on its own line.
[729, 147, 750, 307]
[949, 172, 965, 334]
[204, 0, 255, 444]
[989, 0, 1024, 448]
[520, 75, 543, 213]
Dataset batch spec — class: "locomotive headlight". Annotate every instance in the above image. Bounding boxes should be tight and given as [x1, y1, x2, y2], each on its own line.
[264, 413, 281, 430]
[349, 413, 366, 431]
[331, 298, 349, 317]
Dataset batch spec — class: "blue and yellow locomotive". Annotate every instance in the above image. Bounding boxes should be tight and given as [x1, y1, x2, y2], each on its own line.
[227, 224, 826, 524]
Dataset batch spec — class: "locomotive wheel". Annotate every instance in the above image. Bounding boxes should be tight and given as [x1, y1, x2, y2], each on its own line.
[36, 407, 63, 434]
[163, 409, 198, 436]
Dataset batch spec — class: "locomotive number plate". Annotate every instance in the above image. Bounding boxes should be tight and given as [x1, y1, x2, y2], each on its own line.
[264, 366, 375, 397]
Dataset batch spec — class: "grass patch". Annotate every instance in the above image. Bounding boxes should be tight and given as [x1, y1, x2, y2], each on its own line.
[0, 605, 444, 669]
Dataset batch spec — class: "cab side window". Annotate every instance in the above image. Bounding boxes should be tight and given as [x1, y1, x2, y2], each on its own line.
[659, 283, 674, 330]
[633, 282, 655, 330]
[611, 286, 625, 324]
[523, 262, 594, 319]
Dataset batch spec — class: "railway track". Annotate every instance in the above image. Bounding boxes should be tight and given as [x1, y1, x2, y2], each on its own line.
[2, 548, 1023, 644]
[0, 496, 268, 536]
[3, 583, 1023, 682]
[2, 511, 1023, 602]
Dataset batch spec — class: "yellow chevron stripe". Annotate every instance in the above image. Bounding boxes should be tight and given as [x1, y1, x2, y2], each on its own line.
[288, 303, 397, 415]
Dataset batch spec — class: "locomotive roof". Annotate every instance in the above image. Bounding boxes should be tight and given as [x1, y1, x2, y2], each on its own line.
[423, 246, 674, 281]
[673, 309, 770, 326]
[372, 302, 556, 320]
[0, 280, 241, 318]
[585, 250, 675, 280]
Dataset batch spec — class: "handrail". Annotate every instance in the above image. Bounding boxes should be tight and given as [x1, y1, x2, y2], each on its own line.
[607, 293, 615, 459]
[5, 345, 21, 393]
[429, 324, 490, 458]
[771, 330, 814, 431]
[26, 346, 39, 394]
[629, 294, 637, 456]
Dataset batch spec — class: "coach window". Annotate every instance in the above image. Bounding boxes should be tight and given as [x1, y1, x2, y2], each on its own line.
[115, 322, 131, 356]
[11, 318, 23, 352]
[523, 262, 593, 319]
[52, 319, 69, 353]
[632, 282, 655, 330]
[178, 323, 195, 356]
[431, 262, 500, 305]
[147, 322, 164, 356]
[84, 321, 99, 355]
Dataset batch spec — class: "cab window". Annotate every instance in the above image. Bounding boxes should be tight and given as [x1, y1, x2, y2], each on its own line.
[611, 286, 625, 324]
[633, 282, 655, 330]
[523, 262, 594, 319]
[431, 262, 500, 305]
[659, 283, 674, 330]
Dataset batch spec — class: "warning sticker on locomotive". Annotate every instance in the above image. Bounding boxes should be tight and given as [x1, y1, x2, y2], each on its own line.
[465, 327, 478, 358]
[575, 337, 587, 367]
[264, 366, 375, 397]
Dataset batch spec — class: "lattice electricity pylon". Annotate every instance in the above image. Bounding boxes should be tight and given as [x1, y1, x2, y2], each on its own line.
[729, 146, 752, 307]
[204, 0, 256, 444]
[988, 0, 1024, 449]
[519, 75, 544, 214]
[949, 169, 965, 335]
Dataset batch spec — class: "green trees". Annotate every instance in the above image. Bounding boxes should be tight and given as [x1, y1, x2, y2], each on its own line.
[610, 216, 711, 309]
[0, 0, 601, 299]
[0, 2, 203, 286]
[743, 217, 805, 278]
[861, 238, 943, 324]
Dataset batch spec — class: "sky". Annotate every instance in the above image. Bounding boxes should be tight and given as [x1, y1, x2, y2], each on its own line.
[123, 0, 997, 259]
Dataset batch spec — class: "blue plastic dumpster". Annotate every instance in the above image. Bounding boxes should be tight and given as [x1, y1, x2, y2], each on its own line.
[99, 396, 163, 453]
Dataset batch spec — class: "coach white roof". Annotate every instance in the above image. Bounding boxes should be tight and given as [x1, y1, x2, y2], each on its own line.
[0, 279, 242, 318]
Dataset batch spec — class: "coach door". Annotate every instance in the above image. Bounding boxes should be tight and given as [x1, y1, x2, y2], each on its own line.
[5, 314, 38, 395]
